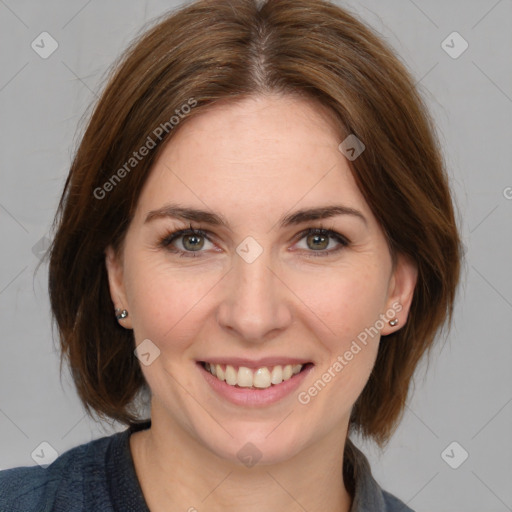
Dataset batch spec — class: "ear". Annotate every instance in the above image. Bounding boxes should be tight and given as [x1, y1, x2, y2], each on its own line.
[380, 252, 418, 336]
[105, 245, 133, 329]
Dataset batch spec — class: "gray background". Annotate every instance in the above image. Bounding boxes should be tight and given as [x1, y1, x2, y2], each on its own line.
[1, 1, 511, 510]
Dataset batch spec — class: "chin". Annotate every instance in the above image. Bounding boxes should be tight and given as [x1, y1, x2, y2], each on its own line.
[199, 422, 308, 467]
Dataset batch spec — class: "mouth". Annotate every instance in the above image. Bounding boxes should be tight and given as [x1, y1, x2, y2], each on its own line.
[199, 361, 314, 390]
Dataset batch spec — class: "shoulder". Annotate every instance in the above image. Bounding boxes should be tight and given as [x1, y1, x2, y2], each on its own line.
[345, 438, 415, 512]
[0, 431, 119, 512]
[382, 489, 415, 512]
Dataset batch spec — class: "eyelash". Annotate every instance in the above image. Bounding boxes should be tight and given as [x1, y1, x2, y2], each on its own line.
[158, 223, 350, 259]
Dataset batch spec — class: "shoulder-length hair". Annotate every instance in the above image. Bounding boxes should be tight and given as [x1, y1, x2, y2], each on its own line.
[48, 0, 461, 447]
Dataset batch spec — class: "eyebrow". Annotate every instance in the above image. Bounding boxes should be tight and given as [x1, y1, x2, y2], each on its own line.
[144, 204, 367, 228]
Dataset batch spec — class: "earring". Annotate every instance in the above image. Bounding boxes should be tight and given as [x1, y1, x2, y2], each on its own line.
[389, 318, 399, 327]
[115, 308, 128, 320]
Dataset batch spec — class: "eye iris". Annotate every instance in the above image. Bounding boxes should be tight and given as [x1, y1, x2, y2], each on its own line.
[307, 233, 329, 250]
[174, 230, 338, 253]
[183, 234, 204, 251]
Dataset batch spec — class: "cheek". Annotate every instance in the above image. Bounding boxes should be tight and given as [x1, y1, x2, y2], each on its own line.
[292, 263, 389, 395]
[123, 253, 219, 350]
[292, 262, 390, 345]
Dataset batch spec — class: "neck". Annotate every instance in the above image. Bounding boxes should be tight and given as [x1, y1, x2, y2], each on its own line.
[130, 405, 353, 512]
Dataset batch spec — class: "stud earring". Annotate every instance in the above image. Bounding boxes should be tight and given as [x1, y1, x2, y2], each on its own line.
[115, 308, 128, 320]
[389, 318, 398, 327]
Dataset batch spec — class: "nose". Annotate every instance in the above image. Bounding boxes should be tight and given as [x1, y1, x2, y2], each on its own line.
[216, 246, 293, 343]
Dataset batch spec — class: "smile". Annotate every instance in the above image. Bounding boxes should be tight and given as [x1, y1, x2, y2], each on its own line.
[197, 359, 314, 406]
[201, 362, 307, 389]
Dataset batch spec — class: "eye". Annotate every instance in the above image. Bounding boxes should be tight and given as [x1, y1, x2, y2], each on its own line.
[158, 225, 350, 258]
[159, 226, 215, 257]
[293, 227, 349, 257]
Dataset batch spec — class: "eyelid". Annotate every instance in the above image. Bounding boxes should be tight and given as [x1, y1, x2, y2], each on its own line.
[158, 224, 350, 257]
[159, 226, 213, 248]
[291, 226, 350, 245]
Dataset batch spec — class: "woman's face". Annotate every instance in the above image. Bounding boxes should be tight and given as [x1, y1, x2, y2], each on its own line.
[106, 94, 416, 464]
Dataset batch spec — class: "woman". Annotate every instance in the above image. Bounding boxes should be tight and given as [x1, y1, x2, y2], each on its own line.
[0, 0, 461, 510]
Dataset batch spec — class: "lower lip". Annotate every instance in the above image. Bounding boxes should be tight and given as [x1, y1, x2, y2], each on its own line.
[197, 362, 314, 407]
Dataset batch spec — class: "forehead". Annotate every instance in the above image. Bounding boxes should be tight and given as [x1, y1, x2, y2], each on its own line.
[134, 94, 371, 225]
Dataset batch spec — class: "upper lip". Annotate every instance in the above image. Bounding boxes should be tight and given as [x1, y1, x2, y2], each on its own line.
[198, 357, 312, 369]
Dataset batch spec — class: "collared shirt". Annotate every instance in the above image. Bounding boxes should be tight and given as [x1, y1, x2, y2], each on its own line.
[0, 420, 414, 511]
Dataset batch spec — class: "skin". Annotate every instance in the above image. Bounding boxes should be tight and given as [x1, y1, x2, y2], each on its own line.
[105, 93, 417, 512]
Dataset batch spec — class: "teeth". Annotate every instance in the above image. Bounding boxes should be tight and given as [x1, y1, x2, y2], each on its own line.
[253, 367, 271, 388]
[204, 362, 304, 389]
[225, 365, 237, 385]
[271, 365, 283, 384]
[237, 367, 253, 387]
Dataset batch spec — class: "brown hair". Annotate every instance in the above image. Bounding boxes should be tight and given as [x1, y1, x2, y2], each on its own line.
[48, 0, 461, 447]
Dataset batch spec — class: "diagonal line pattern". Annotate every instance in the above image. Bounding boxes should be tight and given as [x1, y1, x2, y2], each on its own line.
[0, 408, 29, 439]
[0, 0, 29, 28]
[471, 265, 512, 309]
[405, 404, 439, 439]
[412, 62, 439, 90]
[61, 0, 93, 29]
[472, 471, 512, 510]
[406, 0, 439, 29]
[61, 61, 100, 99]
[201, 470, 233, 502]
[404, 472, 439, 509]
[472, 0, 504, 29]
[60, 413, 86, 439]
[469, 204, 499, 233]
[265, 471, 309, 511]
[0, 202, 29, 233]
[265, 410, 294, 439]
[0, 266, 27, 295]
[472, 61, 512, 104]
[471, 396, 512, 439]
[0, 62, 29, 93]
